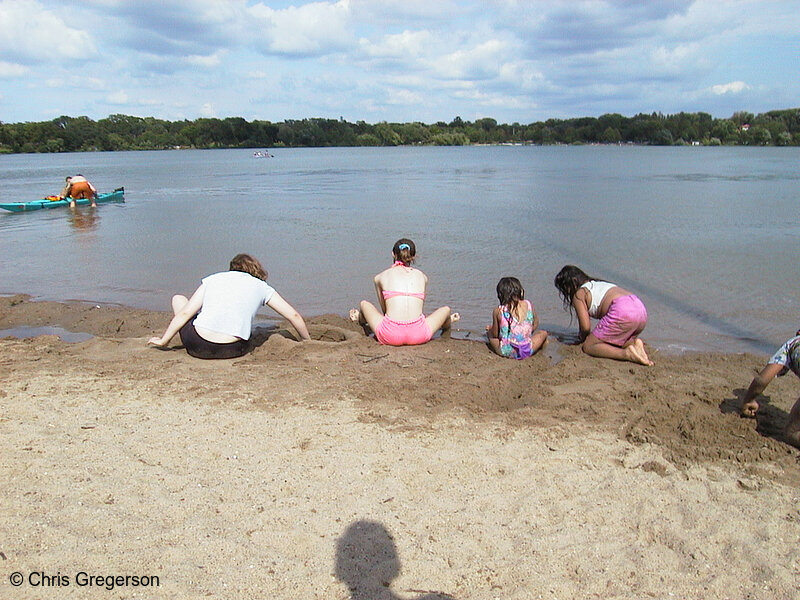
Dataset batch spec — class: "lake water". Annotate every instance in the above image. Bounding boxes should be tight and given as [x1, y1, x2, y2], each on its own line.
[1, 145, 798, 355]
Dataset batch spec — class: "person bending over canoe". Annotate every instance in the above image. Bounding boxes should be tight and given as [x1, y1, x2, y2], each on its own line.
[60, 174, 97, 208]
[350, 238, 459, 345]
[148, 253, 311, 359]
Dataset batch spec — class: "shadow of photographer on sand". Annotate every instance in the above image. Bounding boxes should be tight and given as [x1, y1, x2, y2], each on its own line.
[335, 520, 456, 600]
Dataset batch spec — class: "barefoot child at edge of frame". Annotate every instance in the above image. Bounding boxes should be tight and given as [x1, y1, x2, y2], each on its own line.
[740, 331, 800, 447]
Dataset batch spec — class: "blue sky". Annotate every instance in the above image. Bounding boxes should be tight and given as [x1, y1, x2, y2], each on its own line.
[0, 0, 797, 124]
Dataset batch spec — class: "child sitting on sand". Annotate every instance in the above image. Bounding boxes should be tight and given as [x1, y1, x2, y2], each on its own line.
[554, 265, 653, 366]
[740, 331, 800, 446]
[487, 277, 548, 359]
[350, 238, 459, 346]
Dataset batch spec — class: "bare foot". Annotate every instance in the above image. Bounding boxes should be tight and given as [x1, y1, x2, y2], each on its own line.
[741, 400, 759, 419]
[349, 308, 360, 322]
[626, 339, 654, 366]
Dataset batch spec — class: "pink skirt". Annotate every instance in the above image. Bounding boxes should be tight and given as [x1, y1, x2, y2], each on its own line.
[375, 315, 433, 346]
[592, 294, 647, 347]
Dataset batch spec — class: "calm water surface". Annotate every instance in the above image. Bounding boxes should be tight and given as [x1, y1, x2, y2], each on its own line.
[1, 146, 798, 355]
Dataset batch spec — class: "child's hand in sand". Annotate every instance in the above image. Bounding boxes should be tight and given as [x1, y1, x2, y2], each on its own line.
[147, 337, 165, 347]
[741, 400, 759, 418]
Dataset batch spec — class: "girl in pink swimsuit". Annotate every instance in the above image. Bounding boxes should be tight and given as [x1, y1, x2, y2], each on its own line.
[554, 265, 653, 365]
[350, 238, 459, 346]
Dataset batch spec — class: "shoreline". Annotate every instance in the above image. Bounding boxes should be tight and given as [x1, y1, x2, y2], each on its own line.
[2, 293, 798, 464]
[2, 293, 800, 598]
[0, 292, 773, 358]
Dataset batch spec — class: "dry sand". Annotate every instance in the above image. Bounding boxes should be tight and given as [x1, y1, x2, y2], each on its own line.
[1, 294, 799, 599]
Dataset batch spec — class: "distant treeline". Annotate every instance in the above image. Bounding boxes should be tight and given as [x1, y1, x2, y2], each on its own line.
[1, 108, 799, 153]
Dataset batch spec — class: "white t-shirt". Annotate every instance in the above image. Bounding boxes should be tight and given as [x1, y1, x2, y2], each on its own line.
[193, 271, 275, 340]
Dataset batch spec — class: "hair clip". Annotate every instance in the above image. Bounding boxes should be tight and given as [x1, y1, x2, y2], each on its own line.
[398, 243, 410, 250]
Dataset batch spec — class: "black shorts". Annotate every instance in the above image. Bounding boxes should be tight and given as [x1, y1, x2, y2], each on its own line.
[179, 318, 250, 359]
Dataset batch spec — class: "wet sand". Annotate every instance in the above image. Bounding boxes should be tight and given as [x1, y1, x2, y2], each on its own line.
[1, 294, 799, 599]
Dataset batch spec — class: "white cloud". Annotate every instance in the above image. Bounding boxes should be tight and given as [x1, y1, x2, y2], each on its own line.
[358, 30, 432, 59]
[0, 0, 97, 62]
[384, 88, 424, 105]
[185, 52, 224, 68]
[106, 91, 129, 104]
[649, 42, 703, 74]
[431, 39, 511, 80]
[0, 60, 27, 77]
[248, 0, 354, 56]
[710, 81, 750, 95]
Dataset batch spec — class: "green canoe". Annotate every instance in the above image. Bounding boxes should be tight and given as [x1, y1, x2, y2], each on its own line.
[0, 187, 125, 212]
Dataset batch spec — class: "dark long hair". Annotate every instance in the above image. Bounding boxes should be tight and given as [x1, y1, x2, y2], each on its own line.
[496, 277, 525, 317]
[392, 238, 416, 266]
[229, 253, 268, 281]
[554, 265, 592, 313]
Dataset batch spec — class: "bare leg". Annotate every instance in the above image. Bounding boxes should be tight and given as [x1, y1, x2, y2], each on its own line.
[582, 333, 653, 366]
[425, 307, 460, 337]
[171, 294, 189, 316]
[785, 396, 800, 447]
[487, 335, 504, 356]
[531, 329, 549, 354]
[350, 300, 385, 334]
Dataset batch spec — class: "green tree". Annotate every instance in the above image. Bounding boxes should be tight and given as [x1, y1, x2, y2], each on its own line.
[601, 127, 621, 143]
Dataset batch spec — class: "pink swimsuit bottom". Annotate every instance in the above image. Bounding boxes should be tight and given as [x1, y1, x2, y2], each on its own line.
[375, 315, 432, 346]
[592, 294, 648, 347]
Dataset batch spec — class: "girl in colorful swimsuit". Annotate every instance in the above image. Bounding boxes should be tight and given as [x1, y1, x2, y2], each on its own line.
[487, 277, 548, 359]
[148, 253, 310, 359]
[554, 265, 653, 366]
[350, 238, 459, 346]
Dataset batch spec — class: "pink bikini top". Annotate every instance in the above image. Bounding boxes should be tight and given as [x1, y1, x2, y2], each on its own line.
[382, 261, 426, 299]
[382, 290, 426, 300]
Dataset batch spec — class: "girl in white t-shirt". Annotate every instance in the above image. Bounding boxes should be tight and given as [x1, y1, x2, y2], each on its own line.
[554, 264, 652, 366]
[148, 254, 310, 359]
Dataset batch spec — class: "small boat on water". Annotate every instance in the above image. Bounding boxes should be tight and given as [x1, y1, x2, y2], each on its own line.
[0, 187, 125, 212]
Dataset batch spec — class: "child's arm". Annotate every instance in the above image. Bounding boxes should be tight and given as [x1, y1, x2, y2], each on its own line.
[487, 307, 501, 338]
[148, 285, 205, 347]
[572, 290, 592, 341]
[530, 301, 540, 331]
[373, 275, 387, 314]
[741, 362, 784, 417]
[487, 307, 503, 356]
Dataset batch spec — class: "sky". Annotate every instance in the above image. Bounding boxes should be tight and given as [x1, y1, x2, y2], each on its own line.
[0, 0, 798, 125]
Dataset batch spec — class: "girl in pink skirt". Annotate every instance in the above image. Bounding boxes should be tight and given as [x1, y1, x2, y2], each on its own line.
[554, 265, 653, 365]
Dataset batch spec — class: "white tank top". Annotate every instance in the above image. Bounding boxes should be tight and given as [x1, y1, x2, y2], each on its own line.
[580, 280, 616, 318]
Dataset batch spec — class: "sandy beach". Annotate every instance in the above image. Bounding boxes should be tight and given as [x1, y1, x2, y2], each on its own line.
[1, 294, 799, 599]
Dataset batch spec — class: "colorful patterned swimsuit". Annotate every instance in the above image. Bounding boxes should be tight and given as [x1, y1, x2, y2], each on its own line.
[768, 335, 800, 377]
[498, 299, 534, 359]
